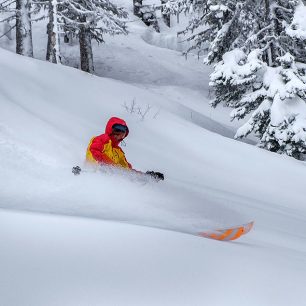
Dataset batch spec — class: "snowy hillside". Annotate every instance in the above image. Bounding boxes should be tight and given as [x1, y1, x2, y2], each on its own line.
[1, 5, 306, 305]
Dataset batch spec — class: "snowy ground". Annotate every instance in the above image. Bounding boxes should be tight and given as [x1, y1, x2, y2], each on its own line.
[1, 4, 306, 306]
[2, 209, 306, 306]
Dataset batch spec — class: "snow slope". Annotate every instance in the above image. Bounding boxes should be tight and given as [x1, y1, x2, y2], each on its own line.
[2, 208, 306, 306]
[0, 2, 239, 136]
[1, 8, 306, 306]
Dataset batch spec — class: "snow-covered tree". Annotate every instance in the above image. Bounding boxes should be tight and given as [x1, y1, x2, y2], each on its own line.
[133, 0, 142, 17]
[0, 0, 34, 56]
[132, 1, 160, 32]
[140, 4, 160, 32]
[46, 0, 60, 63]
[162, 0, 190, 24]
[161, 0, 192, 27]
[179, 0, 306, 159]
[16, 0, 33, 56]
[209, 49, 263, 109]
[50, 0, 128, 73]
[133, 0, 182, 31]
[161, 0, 170, 27]
[226, 66, 304, 158]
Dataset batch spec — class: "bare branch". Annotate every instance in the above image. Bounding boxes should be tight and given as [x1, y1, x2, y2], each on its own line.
[0, 23, 16, 39]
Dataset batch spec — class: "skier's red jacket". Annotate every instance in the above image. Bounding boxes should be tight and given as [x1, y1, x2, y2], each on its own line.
[86, 117, 132, 169]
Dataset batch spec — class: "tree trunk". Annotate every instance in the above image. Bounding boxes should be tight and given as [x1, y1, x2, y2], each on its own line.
[264, 0, 275, 66]
[46, 0, 61, 63]
[161, 0, 170, 27]
[16, 0, 33, 57]
[133, 0, 143, 17]
[79, 23, 94, 73]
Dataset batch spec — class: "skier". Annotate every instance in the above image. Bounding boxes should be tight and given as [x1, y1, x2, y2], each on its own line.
[85, 117, 132, 168]
[72, 117, 164, 181]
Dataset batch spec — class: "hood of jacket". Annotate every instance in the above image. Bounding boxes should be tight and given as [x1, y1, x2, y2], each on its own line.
[105, 117, 129, 145]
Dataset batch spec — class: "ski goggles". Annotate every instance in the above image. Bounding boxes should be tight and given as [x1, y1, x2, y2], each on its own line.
[112, 124, 128, 133]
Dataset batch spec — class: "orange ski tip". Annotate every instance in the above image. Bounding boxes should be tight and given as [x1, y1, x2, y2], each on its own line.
[198, 221, 254, 241]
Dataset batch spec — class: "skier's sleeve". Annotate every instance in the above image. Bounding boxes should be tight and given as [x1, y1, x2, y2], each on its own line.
[88, 136, 115, 165]
[117, 147, 133, 170]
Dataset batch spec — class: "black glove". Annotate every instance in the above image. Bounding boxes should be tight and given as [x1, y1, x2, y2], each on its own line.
[146, 171, 164, 181]
[72, 166, 82, 175]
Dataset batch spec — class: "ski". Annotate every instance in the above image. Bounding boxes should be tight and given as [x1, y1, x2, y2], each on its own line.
[72, 165, 164, 181]
[198, 221, 254, 241]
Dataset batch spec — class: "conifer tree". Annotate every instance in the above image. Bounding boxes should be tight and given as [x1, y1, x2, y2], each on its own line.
[133, 0, 142, 17]
[177, 0, 306, 159]
[16, 0, 33, 56]
[46, 0, 128, 72]
[46, 0, 60, 63]
[161, 0, 170, 27]
[0, 0, 34, 56]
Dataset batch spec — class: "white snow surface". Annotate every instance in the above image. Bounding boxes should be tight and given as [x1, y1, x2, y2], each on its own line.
[1, 7, 306, 306]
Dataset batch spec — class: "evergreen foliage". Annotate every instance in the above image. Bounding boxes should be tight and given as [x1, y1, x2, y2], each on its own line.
[0, 0, 128, 71]
[0, 0, 35, 56]
[177, 0, 306, 159]
[54, 0, 128, 72]
[56, 0, 128, 43]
